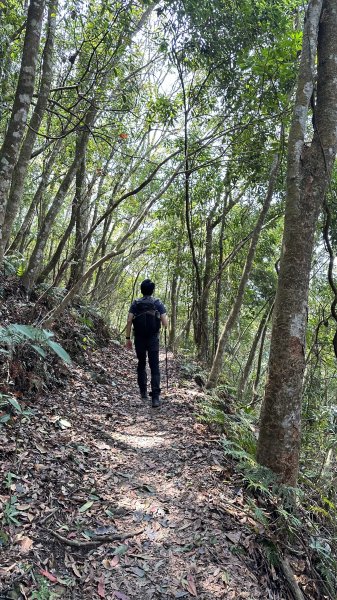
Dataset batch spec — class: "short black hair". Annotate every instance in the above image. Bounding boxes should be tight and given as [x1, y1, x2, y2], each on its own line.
[141, 279, 155, 295]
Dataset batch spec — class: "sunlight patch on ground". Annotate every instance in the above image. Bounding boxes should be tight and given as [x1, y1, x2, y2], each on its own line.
[108, 430, 172, 449]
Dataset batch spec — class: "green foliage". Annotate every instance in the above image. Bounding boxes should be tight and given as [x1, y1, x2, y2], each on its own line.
[0, 324, 71, 364]
[146, 94, 180, 126]
[31, 575, 58, 600]
[3, 252, 25, 276]
[0, 392, 32, 428]
[200, 391, 337, 595]
[3, 495, 21, 526]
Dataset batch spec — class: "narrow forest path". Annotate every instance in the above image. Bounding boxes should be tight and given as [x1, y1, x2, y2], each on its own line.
[1, 343, 270, 599]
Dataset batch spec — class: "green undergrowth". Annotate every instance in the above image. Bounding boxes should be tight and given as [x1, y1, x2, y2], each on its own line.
[176, 352, 209, 389]
[0, 274, 116, 398]
[198, 392, 337, 598]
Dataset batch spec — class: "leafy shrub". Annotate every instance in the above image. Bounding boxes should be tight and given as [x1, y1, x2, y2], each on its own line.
[3, 252, 25, 276]
[0, 392, 31, 426]
[0, 323, 71, 363]
[199, 393, 337, 596]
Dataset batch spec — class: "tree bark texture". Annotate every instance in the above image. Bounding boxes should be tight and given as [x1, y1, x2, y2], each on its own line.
[257, 0, 337, 484]
[2, 0, 58, 254]
[252, 314, 270, 403]
[67, 137, 89, 288]
[0, 0, 46, 264]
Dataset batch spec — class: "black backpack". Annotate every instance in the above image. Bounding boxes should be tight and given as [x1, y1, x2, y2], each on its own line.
[133, 297, 161, 338]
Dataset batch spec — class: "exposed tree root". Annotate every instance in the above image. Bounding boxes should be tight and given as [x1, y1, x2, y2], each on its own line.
[278, 556, 305, 600]
[45, 527, 144, 548]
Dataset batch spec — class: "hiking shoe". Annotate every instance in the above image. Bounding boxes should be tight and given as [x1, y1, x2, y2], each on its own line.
[152, 397, 161, 408]
[140, 393, 149, 401]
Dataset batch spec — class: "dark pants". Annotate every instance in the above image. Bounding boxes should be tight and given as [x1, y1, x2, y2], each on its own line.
[134, 335, 160, 399]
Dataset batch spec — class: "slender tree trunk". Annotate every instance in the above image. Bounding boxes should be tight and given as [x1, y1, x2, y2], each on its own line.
[213, 204, 227, 356]
[44, 155, 112, 287]
[252, 314, 271, 403]
[0, 0, 46, 265]
[2, 0, 58, 253]
[168, 239, 182, 351]
[43, 246, 127, 326]
[67, 137, 88, 288]
[237, 300, 274, 403]
[36, 203, 76, 285]
[88, 217, 117, 296]
[257, 0, 337, 485]
[8, 139, 63, 254]
[83, 208, 117, 294]
[198, 217, 213, 361]
[168, 272, 179, 350]
[21, 155, 79, 290]
[44, 148, 181, 289]
[207, 151, 280, 388]
[178, 59, 202, 346]
[21, 120, 93, 290]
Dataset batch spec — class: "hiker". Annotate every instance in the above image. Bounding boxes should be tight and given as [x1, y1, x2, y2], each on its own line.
[125, 279, 168, 407]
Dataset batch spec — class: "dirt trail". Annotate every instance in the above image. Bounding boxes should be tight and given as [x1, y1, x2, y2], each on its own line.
[0, 343, 268, 599]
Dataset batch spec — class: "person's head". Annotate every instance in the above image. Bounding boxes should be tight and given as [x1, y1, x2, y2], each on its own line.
[140, 278, 155, 296]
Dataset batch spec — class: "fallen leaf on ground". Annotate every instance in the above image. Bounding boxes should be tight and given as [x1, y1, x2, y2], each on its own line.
[19, 536, 33, 554]
[186, 573, 197, 596]
[94, 441, 111, 450]
[103, 556, 120, 569]
[35, 443, 47, 453]
[113, 544, 128, 555]
[79, 500, 94, 512]
[98, 574, 105, 598]
[94, 525, 116, 536]
[39, 568, 58, 583]
[129, 566, 145, 577]
[58, 418, 72, 429]
[114, 592, 130, 600]
[72, 564, 81, 578]
[225, 531, 241, 544]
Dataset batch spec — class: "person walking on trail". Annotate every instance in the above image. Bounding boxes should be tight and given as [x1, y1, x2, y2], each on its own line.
[125, 279, 168, 408]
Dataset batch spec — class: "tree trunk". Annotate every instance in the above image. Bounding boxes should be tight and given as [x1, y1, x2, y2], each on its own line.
[213, 203, 226, 357]
[168, 240, 182, 351]
[207, 151, 280, 388]
[237, 300, 274, 403]
[67, 137, 88, 288]
[21, 121, 93, 291]
[198, 217, 213, 361]
[36, 203, 76, 285]
[21, 154, 79, 290]
[7, 139, 63, 255]
[257, 0, 337, 485]
[2, 0, 58, 254]
[0, 0, 46, 264]
[252, 314, 270, 403]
